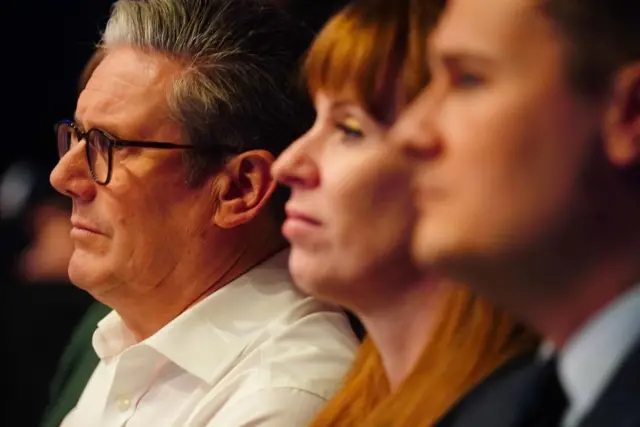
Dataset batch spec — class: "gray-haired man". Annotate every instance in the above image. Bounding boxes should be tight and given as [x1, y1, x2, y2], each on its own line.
[51, 0, 358, 425]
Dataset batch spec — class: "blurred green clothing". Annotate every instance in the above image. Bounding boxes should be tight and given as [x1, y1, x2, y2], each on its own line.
[39, 302, 111, 427]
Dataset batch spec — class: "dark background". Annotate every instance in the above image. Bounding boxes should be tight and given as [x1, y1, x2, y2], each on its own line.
[1, 1, 349, 424]
[1, 0, 348, 173]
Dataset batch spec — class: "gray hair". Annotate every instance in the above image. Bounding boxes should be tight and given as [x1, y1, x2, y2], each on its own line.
[99, 0, 315, 202]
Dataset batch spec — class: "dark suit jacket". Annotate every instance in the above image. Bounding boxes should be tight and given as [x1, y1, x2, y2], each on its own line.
[436, 339, 640, 427]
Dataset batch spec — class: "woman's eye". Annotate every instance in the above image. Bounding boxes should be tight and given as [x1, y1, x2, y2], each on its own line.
[335, 117, 364, 140]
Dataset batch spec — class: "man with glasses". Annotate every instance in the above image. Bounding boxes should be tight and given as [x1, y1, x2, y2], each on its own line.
[49, 1, 358, 426]
[390, 0, 640, 426]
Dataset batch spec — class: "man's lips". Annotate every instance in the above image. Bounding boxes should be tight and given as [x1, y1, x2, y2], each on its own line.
[70, 217, 103, 235]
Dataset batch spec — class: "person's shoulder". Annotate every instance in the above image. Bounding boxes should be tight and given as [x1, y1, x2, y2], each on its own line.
[208, 297, 358, 402]
[247, 297, 358, 384]
[195, 386, 329, 427]
[264, 294, 359, 362]
[433, 352, 536, 427]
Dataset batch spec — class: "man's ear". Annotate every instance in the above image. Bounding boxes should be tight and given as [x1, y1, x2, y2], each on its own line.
[212, 150, 277, 229]
[603, 62, 640, 168]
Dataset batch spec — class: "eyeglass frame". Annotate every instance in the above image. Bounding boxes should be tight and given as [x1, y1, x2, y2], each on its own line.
[54, 119, 194, 185]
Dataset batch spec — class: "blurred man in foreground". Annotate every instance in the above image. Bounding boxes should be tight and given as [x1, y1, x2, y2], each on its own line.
[391, 0, 640, 426]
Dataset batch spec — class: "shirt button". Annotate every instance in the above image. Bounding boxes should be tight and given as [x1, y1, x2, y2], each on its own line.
[116, 396, 132, 412]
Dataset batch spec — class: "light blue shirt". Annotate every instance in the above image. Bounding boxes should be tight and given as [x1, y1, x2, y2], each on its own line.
[558, 284, 640, 427]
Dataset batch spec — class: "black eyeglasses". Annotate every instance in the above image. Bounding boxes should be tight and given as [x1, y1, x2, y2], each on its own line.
[55, 119, 194, 185]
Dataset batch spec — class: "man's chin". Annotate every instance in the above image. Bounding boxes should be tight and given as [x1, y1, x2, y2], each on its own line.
[68, 255, 111, 292]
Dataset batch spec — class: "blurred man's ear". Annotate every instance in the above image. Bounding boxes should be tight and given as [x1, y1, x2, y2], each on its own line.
[603, 63, 640, 168]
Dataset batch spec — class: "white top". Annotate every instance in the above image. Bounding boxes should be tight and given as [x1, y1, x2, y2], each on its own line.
[61, 250, 358, 427]
[558, 283, 640, 427]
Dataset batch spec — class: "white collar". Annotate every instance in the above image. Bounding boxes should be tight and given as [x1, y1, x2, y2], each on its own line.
[557, 284, 640, 425]
[92, 249, 309, 384]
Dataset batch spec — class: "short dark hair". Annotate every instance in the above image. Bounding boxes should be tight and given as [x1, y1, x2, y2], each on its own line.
[95, 0, 315, 221]
[540, 0, 640, 96]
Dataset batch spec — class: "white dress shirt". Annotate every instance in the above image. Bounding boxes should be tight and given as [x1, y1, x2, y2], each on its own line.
[558, 283, 640, 427]
[61, 250, 358, 427]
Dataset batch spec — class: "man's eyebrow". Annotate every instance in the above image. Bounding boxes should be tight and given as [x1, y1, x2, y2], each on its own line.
[73, 113, 102, 134]
[73, 113, 84, 129]
[442, 51, 498, 67]
[428, 42, 499, 66]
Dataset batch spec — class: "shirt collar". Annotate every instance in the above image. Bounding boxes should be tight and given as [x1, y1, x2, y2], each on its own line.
[93, 249, 307, 384]
[557, 283, 640, 423]
[93, 309, 137, 360]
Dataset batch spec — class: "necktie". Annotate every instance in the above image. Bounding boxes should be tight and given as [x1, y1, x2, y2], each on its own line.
[519, 356, 568, 427]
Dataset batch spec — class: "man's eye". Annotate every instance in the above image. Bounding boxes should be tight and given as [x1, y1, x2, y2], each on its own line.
[453, 71, 484, 88]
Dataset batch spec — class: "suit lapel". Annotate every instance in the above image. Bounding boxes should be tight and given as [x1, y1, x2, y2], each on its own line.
[579, 339, 640, 427]
[436, 353, 538, 427]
